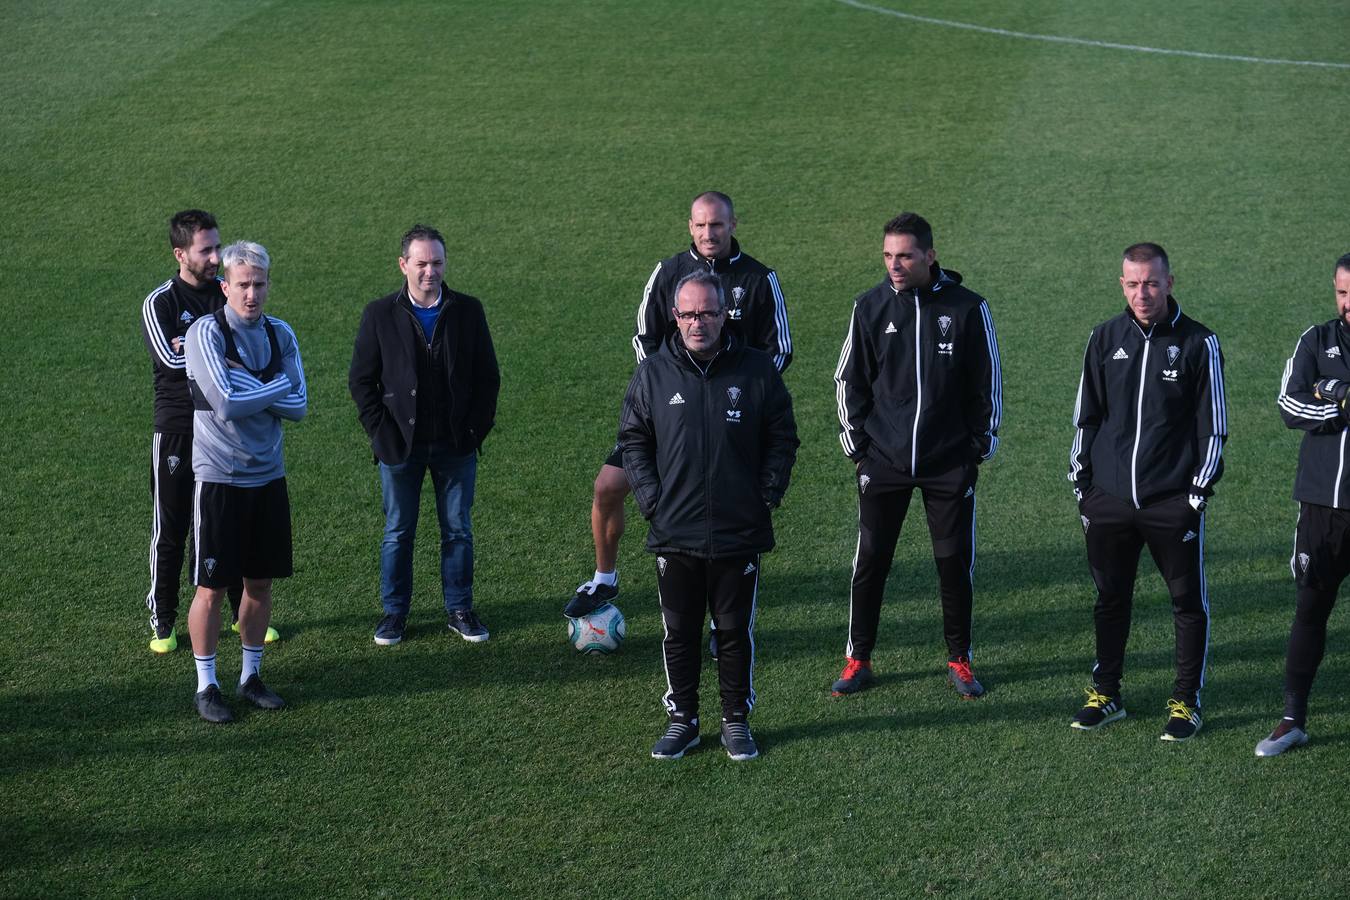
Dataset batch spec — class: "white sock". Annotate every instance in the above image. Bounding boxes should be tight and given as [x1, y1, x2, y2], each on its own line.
[241, 644, 264, 684]
[194, 654, 218, 693]
[593, 570, 617, 587]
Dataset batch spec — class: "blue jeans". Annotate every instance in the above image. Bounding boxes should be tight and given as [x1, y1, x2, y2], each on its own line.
[378, 442, 477, 615]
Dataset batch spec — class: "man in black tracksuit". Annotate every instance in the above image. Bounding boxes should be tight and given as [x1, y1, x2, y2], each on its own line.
[140, 209, 250, 653]
[1256, 252, 1350, 757]
[831, 213, 1003, 700]
[619, 270, 798, 762]
[1068, 242, 1227, 742]
[565, 190, 792, 620]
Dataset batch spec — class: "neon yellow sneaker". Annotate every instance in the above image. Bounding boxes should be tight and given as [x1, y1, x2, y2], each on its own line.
[149, 627, 178, 654]
[230, 621, 280, 644]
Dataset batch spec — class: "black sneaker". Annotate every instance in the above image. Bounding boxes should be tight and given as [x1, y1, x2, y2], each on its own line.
[1159, 699, 1201, 742]
[1070, 687, 1126, 730]
[237, 674, 285, 710]
[651, 715, 700, 759]
[194, 684, 233, 724]
[374, 613, 407, 646]
[564, 579, 618, 618]
[448, 609, 489, 642]
[720, 717, 759, 761]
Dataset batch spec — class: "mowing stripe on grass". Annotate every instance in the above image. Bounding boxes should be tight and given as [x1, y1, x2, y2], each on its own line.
[834, 0, 1350, 70]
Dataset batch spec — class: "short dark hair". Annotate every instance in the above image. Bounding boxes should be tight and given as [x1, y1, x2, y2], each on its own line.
[691, 191, 734, 219]
[401, 224, 446, 257]
[1335, 252, 1350, 276]
[882, 212, 933, 250]
[169, 209, 217, 250]
[1123, 242, 1170, 272]
[673, 270, 725, 311]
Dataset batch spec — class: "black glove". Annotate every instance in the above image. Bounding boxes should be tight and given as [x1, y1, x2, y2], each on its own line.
[1314, 378, 1350, 407]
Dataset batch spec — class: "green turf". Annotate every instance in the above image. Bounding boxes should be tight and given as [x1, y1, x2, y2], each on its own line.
[2, 0, 1349, 896]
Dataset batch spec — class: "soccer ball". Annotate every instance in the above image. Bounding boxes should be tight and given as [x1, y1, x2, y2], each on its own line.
[568, 603, 626, 654]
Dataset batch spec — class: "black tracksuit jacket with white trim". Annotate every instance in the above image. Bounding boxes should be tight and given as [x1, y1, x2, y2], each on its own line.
[833, 266, 1002, 474]
[1278, 318, 1350, 508]
[633, 238, 793, 373]
[141, 274, 227, 434]
[619, 331, 798, 559]
[1069, 298, 1227, 508]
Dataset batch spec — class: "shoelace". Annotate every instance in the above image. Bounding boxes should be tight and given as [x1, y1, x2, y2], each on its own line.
[949, 659, 975, 682]
[663, 721, 695, 740]
[723, 721, 752, 743]
[841, 658, 867, 679]
[1084, 687, 1114, 709]
[1166, 699, 1195, 721]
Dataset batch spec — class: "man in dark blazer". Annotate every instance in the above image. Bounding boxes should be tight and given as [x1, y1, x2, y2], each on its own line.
[349, 224, 501, 646]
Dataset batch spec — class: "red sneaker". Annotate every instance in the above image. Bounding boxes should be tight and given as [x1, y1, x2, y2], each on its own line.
[947, 657, 985, 699]
[831, 657, 876, 696]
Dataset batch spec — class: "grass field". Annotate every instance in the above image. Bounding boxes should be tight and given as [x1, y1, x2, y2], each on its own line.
[3, 0, 1349, 896]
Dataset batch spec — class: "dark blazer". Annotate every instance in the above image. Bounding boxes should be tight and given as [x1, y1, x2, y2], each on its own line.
[349, 284, 500, 465]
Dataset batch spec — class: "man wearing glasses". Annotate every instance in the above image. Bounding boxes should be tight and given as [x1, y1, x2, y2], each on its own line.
[565, 191, 793, 622]
[619, 270, 798, 761]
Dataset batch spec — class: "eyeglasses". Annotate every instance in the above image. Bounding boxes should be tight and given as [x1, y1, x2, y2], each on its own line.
[673, 309, 725, 322]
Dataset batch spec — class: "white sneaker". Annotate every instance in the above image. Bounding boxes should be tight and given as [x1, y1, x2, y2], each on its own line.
[1255, 721, 1309, 757]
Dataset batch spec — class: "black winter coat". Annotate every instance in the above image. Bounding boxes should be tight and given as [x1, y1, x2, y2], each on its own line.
[619, 331, 798, 559]
[349, 284, 500, 465]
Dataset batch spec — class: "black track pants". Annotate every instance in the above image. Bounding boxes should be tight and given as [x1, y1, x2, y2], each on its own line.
[1285, 503, 1348, 702]
[655, 553, 760, 719]
[1080, 488, 1209, 706]
[845, 457, 977, 662]
[145, 433, 240, 632]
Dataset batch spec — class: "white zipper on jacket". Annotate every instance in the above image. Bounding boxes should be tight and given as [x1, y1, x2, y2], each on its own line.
[911, 290, 922, 475]
[1337, 430, 1347, 508]
[1130, 330, 1152, 509]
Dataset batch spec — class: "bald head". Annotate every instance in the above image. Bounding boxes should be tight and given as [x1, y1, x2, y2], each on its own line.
[688, 191, 737, 261]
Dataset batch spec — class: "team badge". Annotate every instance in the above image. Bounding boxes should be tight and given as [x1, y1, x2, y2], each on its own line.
[1167, 345, 1181, 365]
[725, 385, 743, 422]
[729, 286, 746, 320]
[938, 315, 952, 336]
[204, 558, 217, 576]
[167, 455, 181, 474]
[657, 556, 667, 576]
[859, 474, 871, 494]
[1080, 515, 1090, 532]
[1299, 552, 1310, 572]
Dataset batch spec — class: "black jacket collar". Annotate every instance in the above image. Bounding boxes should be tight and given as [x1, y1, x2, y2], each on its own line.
[685, 237, 744, 273]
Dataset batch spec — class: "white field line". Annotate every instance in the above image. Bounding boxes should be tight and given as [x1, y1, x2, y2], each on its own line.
[834, 0, 1350, 70]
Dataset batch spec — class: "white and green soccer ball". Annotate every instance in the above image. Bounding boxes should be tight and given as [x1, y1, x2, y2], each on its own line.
[567, 603, 626, 654]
